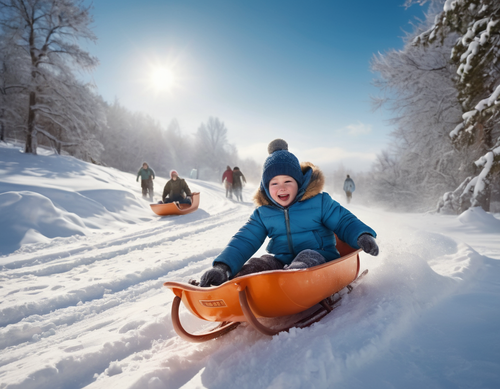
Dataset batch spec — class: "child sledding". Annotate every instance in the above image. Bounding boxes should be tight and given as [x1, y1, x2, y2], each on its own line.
[164, 139, 378, 340]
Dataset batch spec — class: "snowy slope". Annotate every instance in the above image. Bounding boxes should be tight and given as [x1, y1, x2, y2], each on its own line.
[0, 143, 499, 389]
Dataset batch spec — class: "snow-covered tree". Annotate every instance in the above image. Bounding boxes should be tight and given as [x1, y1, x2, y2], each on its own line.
[235, 156, 261, 184]
[98, 100, 169, 174]
[163, 118, 194, 173]
[0, 34, 28, 142]
[0, 0, 102, 155]
[414, 0, 500, 211]
[97, 102, 257, 183]
[194, 117, 233, 180]
[370, 1, 466, 211]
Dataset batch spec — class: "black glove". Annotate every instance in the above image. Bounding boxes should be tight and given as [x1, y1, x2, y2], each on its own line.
[199, 263, 231, 287]
[357, 233, 379, 256]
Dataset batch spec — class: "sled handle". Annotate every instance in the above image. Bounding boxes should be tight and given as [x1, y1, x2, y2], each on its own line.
[238, 287, 281, 336]
[238, 286, 342, 336]
[170, 296, 240, 342]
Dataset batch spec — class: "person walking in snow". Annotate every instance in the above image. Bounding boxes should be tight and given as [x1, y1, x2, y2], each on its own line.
[161, 170, 193, 205]
[136, 162, 155, 201]
[232, 166, 246, 202]
[221, 166, 233, 199]
[198, 139, 378, 287]
[343, 174, 355, 204]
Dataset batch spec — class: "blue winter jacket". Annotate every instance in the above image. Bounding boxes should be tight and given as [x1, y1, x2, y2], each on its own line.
[343, 177, 355, 192]
[213, 163, 376, 276]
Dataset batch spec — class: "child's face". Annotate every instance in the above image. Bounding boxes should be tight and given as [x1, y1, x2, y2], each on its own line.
[269, 175, 298, 207]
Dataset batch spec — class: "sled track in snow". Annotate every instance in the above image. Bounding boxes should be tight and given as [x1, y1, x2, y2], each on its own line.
[0, 206, 249, 329]
[0, 245, 223, 329]
[0, 192, 259, 388]
[0, 206, 246, 272]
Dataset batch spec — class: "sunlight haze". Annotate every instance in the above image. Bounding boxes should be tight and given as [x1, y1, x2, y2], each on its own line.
[86, 0, 427, 171]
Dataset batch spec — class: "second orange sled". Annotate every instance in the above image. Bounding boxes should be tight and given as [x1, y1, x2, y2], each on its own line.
[150, 192, 200, 216]
[164, 239, 367, 342]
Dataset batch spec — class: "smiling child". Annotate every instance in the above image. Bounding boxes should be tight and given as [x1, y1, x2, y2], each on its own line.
[199, 139, 379, 287]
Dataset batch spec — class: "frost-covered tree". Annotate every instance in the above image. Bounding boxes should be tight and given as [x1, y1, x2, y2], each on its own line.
[99, 105, 256, 183]
[0, 0, 102, 155]
[99, 100, 169, 174]
[0, 34, 28, 142]
[194, 117, 232, 180]
[413, 0, 500, 211]
[235, 156, 261, 184]
[163, 118, 194, 173]
[370, 1, 465, 211]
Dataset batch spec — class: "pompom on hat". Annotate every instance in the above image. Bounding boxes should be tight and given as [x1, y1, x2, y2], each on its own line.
[261, 139, 303, 188]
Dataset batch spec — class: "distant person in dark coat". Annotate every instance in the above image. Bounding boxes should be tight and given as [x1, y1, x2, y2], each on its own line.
[343, 174, 355, 204]
[222, 166, 233, 199]
[232, 167, 246, 202]
[161, 170, 192, 205]
[136, 162, 155, 201]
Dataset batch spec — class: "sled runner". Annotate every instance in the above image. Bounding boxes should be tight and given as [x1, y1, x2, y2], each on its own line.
[150, 192, 200, 216]
[164, 239, 366, 342]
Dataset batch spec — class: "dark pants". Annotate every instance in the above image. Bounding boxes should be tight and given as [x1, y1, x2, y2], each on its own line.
[164, 194, 192, 205]
[141, 179, 154, 200]
[345, 191, 352, 203]
[233, 186, 243, 201]
[234, 250, 326, 278]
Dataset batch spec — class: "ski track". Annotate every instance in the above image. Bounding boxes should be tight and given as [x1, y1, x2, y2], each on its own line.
[0, 188, 257, 389]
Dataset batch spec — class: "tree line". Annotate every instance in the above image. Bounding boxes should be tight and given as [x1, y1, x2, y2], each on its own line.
[99, 103, 261, 182]
[0, 0, 260, 183]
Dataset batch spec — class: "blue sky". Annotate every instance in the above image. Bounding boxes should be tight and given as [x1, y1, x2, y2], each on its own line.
[86, 0, 428, 172]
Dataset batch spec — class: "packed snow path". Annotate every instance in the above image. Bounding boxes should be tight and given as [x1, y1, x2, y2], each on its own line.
[1, 145, 499, 389]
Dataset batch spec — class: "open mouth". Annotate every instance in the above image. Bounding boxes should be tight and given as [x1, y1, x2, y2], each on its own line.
[278, 194, 290, 202]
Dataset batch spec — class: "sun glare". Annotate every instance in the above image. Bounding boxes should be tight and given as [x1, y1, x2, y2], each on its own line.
[150, 67, 175, 91]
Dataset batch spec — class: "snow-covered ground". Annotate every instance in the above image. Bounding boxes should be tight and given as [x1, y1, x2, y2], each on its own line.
[1, 143, 499, 389]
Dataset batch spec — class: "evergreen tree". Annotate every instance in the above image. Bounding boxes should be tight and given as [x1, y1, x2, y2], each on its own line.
[370, 1, 465, 211]
[414, 0, 500, 211]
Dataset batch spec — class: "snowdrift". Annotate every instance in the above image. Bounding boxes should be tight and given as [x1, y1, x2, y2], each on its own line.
[0, 144, 161, 255]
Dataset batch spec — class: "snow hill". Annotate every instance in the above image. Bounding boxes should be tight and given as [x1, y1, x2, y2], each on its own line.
[1, 142, 499, 389]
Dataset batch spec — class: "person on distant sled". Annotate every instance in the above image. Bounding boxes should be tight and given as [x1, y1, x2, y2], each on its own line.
[160, 170, 193, 205]
[199, 139, 379, 287]
[136, 162, 155, 201]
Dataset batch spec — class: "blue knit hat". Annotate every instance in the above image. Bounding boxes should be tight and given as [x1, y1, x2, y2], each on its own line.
[261, 139, 304, 188]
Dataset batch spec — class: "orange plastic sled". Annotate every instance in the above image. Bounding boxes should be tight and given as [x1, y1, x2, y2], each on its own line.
[150, 192, 200, 216]
[164, 239, 366, 342]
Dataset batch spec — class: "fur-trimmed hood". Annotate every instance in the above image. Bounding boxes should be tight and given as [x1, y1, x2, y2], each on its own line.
[253, 162, 325, 207]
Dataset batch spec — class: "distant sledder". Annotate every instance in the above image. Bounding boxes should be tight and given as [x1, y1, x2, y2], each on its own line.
[161, 170, 192, 206]
[150, 170, 199, 216]
[164, 139, 378, 341]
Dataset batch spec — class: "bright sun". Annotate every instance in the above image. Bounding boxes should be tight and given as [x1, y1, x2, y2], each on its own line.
[150, 67, 175, 91]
